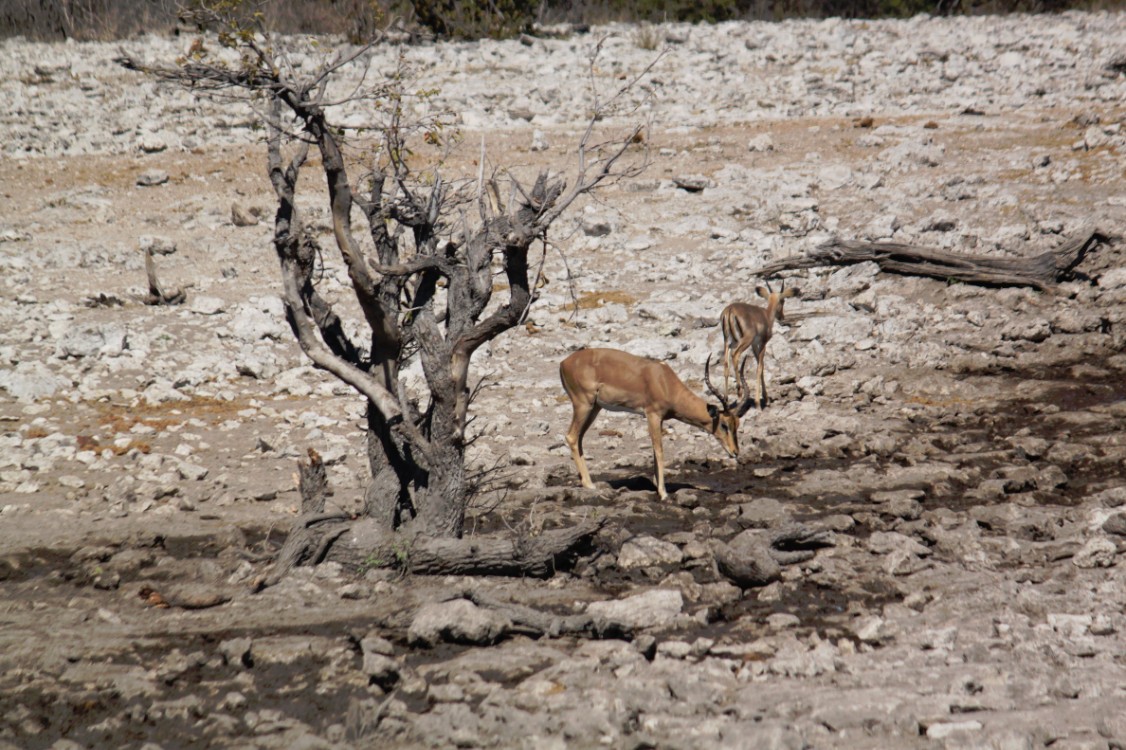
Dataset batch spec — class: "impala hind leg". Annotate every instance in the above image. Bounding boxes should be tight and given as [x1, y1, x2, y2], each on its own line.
[565, 400, 602, 489]
[722, 339, 737, 403]
[732, 341, 752, 401]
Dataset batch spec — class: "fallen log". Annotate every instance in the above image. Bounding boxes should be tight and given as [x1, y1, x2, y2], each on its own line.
[751, 226, 1110, 290]
[257, 513, 605, 589]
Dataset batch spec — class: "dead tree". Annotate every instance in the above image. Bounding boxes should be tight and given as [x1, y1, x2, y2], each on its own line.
[752, 227, 1110, 290]
[118, 3, 653, 580]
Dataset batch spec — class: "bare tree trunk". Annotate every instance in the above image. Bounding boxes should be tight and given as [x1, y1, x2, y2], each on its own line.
[362, 347, 417, 529]
[363, 403, 416, 528]
[413, 441, 467, 538]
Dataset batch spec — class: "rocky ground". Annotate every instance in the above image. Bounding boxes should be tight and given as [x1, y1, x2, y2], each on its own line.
[2, 11, 1126, 750]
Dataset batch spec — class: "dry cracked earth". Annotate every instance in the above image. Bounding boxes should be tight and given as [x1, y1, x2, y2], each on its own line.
[1, 12, 1126, 750]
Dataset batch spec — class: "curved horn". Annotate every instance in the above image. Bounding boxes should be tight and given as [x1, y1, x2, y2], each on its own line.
[703, 354, 729, 409]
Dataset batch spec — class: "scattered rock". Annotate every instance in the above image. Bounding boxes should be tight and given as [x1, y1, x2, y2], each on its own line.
[218, 638, 253, 668]
[617, 535, 684, 569]
[672, 175, 711, 192]
[136, 169, 169, 186]
[714, 531, 781, 588]
[1072, 537, 1117, 568]
[231, 203, 259, 227]
[0, 362, 70, 401]
[361, 651, 400, 690]
[54, 322, 127, 359]
[585, 589, 683, 631]
[1102, 513, 1126, 536]
[735, 497, 792, 529]
[747, 133, 774, 152]
[189, 296, 226, 315]
[408, 599, 511, 647]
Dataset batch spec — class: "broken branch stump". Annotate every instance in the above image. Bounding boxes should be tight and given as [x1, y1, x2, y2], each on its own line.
[144, 246, 185, 305]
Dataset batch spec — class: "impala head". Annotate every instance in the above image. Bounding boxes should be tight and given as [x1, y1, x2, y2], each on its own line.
[703, 355, 753, 458]
[755, 279, 800, 322]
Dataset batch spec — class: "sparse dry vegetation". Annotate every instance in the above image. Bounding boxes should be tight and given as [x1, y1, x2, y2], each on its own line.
[1, 0, 1113, 41]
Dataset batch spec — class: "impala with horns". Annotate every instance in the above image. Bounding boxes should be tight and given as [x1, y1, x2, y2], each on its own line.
[559, 348, 752, 500]
[719, 278, 799, 411]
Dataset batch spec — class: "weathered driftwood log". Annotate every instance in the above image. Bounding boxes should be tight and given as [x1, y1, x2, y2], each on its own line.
[714, 524, 834, 589]
[751, 227, 1110, 290]
[143, 246, 185, 305]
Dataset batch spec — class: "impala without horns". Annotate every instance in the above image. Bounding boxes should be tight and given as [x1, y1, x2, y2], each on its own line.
[559, 347, 752, 500]
[719, 278, 799, 410]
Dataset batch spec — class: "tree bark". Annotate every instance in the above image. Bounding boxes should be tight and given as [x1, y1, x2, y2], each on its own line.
[751, 227, 1110, 290]
[297, 448, 328, 515]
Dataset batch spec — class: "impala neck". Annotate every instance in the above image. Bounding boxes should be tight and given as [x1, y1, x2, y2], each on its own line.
[763, 297, 781, 335]
[669, 386, 718, 434]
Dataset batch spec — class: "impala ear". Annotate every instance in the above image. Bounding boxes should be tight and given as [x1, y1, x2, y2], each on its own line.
[707, 404, 719, 420]
[755, 285, 769, 299]
[784, 287, 799, 298]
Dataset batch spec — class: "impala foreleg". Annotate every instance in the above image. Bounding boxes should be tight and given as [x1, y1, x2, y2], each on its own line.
[646, 411, 668, 500]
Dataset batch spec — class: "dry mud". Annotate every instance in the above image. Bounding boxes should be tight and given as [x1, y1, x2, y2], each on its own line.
[1, 13, 1126, 750]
